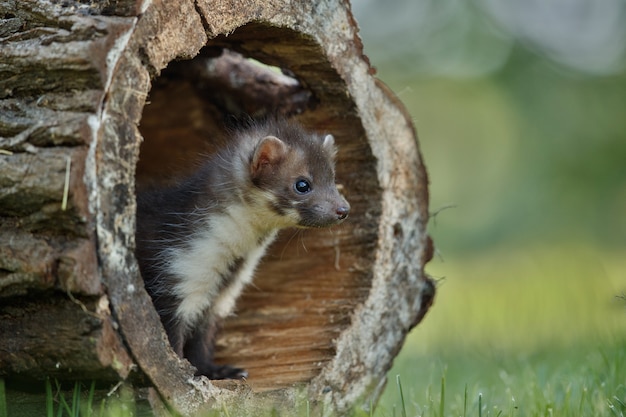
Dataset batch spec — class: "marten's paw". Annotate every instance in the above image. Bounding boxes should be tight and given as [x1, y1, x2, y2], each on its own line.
[196, 363, 248, 380]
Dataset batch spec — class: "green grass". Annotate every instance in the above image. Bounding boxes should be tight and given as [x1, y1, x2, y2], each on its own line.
[377, 342, 625, 417]
[375, 242, 626, 417]
[2, 380, 143, 417]
[2, 243, 624, 416]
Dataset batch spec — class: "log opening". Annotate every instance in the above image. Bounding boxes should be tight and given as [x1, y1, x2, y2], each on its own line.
[136, 25, 382, 392]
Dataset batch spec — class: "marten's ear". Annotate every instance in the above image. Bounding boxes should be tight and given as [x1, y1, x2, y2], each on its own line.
[251, 135, 288, 176]
[322, 134, 337, 158]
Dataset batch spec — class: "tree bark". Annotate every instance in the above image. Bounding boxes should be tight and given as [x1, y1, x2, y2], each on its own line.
[0, 0, 434, 415]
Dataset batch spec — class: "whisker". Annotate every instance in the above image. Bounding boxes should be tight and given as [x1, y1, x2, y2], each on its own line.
[298, 229, 308, 254]
[280, 228, 301, 260]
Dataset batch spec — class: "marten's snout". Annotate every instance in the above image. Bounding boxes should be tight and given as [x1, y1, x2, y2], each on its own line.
[336, 205, 349, 220]
[335, 193, 350, 221]
[333, 183, 349, 222]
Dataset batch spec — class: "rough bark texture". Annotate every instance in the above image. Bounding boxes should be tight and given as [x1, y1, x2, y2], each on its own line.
[0, 0, 434, 415]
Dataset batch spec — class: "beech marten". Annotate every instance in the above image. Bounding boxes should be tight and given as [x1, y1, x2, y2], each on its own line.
[135, 118, 350, 379]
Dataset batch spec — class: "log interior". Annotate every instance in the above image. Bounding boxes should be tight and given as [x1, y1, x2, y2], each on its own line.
[136, 24, 381, 392]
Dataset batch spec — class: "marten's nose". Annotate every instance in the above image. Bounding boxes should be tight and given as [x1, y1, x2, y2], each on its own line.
[336, 206, 349, 220]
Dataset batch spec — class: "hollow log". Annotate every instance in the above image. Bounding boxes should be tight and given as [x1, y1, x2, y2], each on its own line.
[0, 0, 434, 415]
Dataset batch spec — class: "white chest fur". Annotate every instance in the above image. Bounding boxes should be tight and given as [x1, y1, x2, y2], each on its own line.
[167, 204, 278, 328]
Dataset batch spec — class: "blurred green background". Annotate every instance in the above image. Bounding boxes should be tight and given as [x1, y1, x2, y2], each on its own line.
[352, 1, 626, 415]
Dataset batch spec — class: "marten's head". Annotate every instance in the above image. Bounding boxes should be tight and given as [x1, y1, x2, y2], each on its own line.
[246, 120, 350, 229]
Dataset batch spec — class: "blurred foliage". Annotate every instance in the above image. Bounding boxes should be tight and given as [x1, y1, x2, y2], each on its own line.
[411, 244, 626, 355]
[353, 0, 626, 253]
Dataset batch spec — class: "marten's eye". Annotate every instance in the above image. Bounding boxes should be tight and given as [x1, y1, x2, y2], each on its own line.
[294, 179, 311, 194]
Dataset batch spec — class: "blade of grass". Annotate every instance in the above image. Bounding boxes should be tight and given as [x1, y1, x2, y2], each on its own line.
[57, 396, 64, 417]
[509, 396, 516, 417]
[439, 375, 445, 417]
[221, 401, 231, 417]
[463, 384, 468, 417]
[46, 378, 54, 417]
[98, 399, 106, 417]
[396, 375, 407, 417]
[55, 380, 72, 417]
[86, 381, 96, 417]
[478, 393, 482, 417]
[579, 387, 587, 415]
[0, 378, 7, 417]
[607, 399, 619, 417]
[71, 381, 80, 417]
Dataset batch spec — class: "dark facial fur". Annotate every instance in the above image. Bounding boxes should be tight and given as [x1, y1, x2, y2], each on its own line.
[248, 121, 349, 228]
[135, 118, 349, 380]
